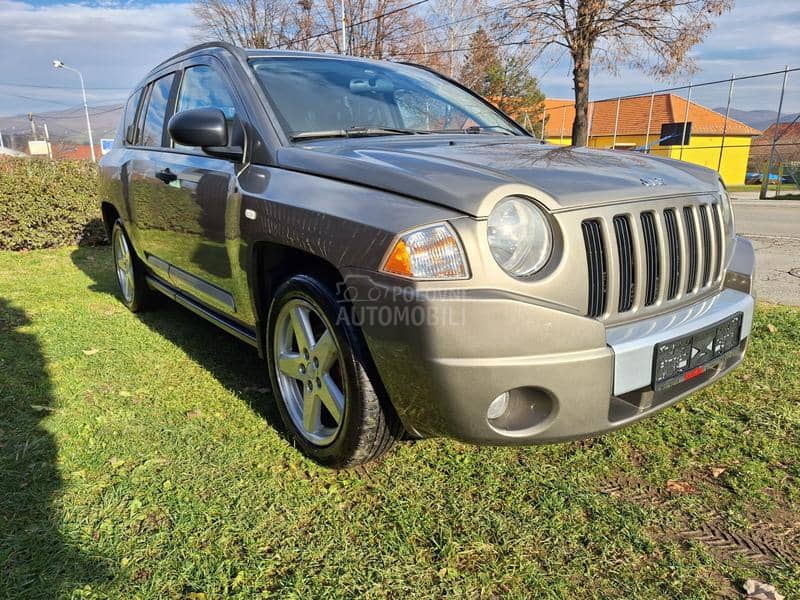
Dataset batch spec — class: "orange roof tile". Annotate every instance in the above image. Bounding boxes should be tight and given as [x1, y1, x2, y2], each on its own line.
[543, 94, 760, 138]
[749, 122, 800, 163]
[53, 144, 102, 160]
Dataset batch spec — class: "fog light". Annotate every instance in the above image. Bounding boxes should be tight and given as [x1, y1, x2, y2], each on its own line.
[485, 387, 556, 436]
[487, 392, 510, 420]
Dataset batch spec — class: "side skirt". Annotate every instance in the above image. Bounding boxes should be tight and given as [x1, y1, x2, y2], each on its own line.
[146, 274, 259, 349]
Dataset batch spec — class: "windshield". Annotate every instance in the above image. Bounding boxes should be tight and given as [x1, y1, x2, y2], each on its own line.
[249, 56, 527, 140]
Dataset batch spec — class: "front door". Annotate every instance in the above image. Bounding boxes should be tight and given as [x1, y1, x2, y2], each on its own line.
[130, 60, 244, 316]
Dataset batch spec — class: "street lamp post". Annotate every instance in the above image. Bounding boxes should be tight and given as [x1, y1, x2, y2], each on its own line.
[52, 59, 95, 162]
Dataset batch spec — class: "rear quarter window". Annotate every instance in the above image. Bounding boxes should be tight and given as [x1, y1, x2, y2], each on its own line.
[140, 73, 176, 147]
[123, 89, 143, 145]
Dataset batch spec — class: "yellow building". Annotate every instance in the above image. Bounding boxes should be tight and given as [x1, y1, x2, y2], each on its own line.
[541, 95, 761, 185]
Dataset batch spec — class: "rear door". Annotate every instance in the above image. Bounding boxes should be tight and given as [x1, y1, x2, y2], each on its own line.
[129, 59, 245, 316]
[128, 72, 180, 282]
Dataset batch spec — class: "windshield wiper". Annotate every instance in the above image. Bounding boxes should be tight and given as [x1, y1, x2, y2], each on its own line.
[291, 126, 424, 141]
[430, 125, 519, 136]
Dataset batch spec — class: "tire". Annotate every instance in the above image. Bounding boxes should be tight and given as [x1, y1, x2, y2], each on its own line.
[266, 274, 401, 468]
[111, 219, 154, 312]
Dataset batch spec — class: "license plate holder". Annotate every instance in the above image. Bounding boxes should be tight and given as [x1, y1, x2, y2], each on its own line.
[652, 312, 743, 391]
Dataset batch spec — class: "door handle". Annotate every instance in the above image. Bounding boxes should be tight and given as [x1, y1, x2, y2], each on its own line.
[155, 168, 177, 184]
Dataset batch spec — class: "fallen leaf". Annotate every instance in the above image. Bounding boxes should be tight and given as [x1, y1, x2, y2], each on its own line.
[134, 570, 151, 583]
[119, 390, 131, 398]
[743, 579, 784, 600]
[30, 404, 55, 412]
[710, 467, 726, 478]
[186, 409, 202, 419]
[438, 568, 447, 578]
[83, 348, 100, 356]
[109, 456, 125, 469]
[767, 323, 777, 334]
[666, 479, 697, 494]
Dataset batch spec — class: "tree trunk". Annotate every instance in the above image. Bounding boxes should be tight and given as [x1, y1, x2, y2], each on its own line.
[571, 48, 591, 147]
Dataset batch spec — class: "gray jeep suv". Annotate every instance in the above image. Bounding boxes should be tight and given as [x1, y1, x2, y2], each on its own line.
[99, 42, 756, 468]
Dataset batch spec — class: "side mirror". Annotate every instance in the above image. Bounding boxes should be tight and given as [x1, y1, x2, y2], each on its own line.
[168, 108, 228, 147]
[168, 108, 245, 161]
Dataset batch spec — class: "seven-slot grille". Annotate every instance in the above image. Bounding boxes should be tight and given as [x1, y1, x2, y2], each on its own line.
[582, 201, 725, 318]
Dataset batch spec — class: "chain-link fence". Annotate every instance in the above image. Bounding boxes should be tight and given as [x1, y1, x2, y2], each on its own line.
[534, 67, 800, 199]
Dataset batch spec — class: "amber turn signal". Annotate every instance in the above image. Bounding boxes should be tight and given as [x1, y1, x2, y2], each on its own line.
[383, 238, 413, 277]
[380, 223, 469, 280]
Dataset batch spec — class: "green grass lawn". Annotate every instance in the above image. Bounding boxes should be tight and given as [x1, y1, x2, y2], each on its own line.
[1, 247, 798, 599]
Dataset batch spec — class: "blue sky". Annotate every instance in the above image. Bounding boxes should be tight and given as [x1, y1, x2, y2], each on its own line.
[0, 0, 798, 118]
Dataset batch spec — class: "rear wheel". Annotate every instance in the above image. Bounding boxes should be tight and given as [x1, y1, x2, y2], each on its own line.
[266, 274, 400, 468]
[111, 220, 154, 312]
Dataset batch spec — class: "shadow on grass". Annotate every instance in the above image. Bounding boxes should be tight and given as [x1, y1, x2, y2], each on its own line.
[69, 246, 286, 437]
[0, 297, 108, 598]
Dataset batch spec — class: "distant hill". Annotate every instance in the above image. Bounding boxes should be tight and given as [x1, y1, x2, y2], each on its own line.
[713, 107, 800, 132]
[0, 104, 122, 145]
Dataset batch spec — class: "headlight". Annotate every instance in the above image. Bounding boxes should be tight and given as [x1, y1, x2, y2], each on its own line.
[381, 223, 469, 279]
[487, 197, 552, 277]
[718, 179, 735, 236]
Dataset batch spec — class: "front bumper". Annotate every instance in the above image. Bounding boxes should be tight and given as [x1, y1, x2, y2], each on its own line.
[347, 236, 756, 444]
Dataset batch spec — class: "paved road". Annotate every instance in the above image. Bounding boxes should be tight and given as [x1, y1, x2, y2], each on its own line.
[732, 198, 800, 305]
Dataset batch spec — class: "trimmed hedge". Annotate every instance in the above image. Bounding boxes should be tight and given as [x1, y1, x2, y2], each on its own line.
[0, 157, 107, 251]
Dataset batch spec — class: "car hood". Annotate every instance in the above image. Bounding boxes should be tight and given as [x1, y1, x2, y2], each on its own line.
[276, 136, 720, 217]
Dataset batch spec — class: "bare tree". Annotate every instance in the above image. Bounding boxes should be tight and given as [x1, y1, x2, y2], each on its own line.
[312, 0, 431, 57]
[517, 0, 733, 146]
[426, 0, 482, 77]
[193, 0, 298, 48]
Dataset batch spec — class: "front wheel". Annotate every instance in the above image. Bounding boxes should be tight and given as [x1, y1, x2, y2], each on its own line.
[266, 274, 401, 468]
[111, 220, 154, 312]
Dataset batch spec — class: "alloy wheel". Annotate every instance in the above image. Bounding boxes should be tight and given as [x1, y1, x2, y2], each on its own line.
[113, 227, 135, 304]
[273, 299, 346, 446]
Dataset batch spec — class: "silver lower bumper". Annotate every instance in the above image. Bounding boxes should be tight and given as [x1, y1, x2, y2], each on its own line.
[607, 288, 755, 395]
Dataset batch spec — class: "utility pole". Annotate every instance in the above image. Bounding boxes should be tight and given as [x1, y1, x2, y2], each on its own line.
[0, 128, 4, 149]
[28, 113, 37, 140]
[42, 122, 52, 159]
[340, 0, 347, 54]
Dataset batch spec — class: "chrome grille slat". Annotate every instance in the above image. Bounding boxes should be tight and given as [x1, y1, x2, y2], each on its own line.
[663, 209, 681, 300]
[653, 211, 670, 304]
[683, 206, 698, 293]
[613, 216, 636, 312]
[582, 220, 607, 317]
[699, 205, 713, 287]
[640, 212, 660, 306]
[711, 203, 724, 281]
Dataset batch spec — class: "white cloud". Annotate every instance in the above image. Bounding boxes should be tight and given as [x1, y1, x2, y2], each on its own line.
[537, 0, 800, 113]
[0, 0, 198, 115]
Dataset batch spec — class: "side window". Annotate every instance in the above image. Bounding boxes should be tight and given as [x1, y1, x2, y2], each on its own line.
[123, 89, 142, 145]
[140, 73, 175, 147]
[174, 65, 238, 149]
